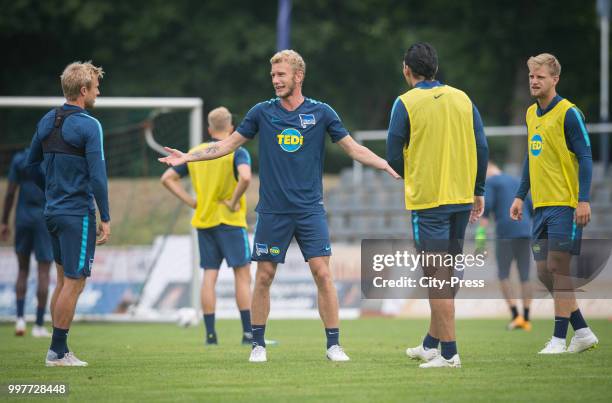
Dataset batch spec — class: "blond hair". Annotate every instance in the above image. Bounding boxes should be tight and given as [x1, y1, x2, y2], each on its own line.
[60, 61, 104, 101]
[270, 49, 306, 78]
[207, 107, 232, 132]
[527, 53, 561, 76]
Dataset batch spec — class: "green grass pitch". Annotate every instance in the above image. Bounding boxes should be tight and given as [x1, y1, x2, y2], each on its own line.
[1, 318, 611, 402]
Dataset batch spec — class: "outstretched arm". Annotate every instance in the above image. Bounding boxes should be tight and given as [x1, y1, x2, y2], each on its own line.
[159, 131, 249, 166]
[336, 135, 400, 179]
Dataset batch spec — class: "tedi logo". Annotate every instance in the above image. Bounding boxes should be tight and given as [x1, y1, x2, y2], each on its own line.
[530, 134, 543, 156]
[277, 128, 303, 152]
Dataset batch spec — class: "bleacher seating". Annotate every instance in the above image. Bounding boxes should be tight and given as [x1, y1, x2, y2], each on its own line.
[326, 167, 612, 242]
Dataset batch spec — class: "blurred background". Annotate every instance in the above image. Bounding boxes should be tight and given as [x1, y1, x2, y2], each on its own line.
[1, 0, 611, 321]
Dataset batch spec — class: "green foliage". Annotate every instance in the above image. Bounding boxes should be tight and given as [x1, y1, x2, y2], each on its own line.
[0, 0, 604, 173]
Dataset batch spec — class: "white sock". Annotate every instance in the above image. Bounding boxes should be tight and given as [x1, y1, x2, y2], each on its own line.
[575, 327, 592, 338]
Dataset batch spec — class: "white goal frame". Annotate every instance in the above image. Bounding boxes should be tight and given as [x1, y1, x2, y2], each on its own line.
[0, 96, 204, 312]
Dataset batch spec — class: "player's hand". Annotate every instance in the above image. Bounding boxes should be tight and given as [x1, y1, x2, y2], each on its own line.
[469, 196, 484, 223]
[509, 198, 523, 221]
[575, 201, 591, 227]
[0, 223, 10, 242]
[97, 221, 111, 245]
[189, 198, 197, 209]
[158, 147, 189, 166]
[382, 163, 401, 179]
[221, 200, 239, 212]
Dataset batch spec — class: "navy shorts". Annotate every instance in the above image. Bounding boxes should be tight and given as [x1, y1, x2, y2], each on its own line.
[45, 214, 97, 279]
[411, 208, 470, 255]
[531, 206, 582, 261]
[15, 222, 53, 262]
[495, 239, 531, 282]
[252, 212, 331, 263]
[197, 224, 250, 269]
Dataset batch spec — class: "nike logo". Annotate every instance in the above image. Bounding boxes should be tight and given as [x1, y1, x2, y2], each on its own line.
[434, 94, 444, 99]
[327, 331, 339, 335]
[271, 118, 282, 123]
[324, 245, 331, 251]
[535, 124, 542, 129]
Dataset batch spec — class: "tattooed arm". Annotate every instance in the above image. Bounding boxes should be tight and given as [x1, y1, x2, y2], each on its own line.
[159, 131, 250, 166]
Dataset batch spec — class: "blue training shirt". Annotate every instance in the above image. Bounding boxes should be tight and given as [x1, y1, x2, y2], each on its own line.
[484, 173, 532, 239]
[27, 104, 110, 222]
[516, 95, 592, 202]
[236, 97, 349, 213]
[7, 148, 46, 226]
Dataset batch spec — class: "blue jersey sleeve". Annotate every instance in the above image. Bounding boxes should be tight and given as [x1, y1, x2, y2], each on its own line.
[8, 154, 19, 183]
[233, 147, 251, 168]
[386, 97, 409, 178]
[564, 107, 593, 202]
[27, 128, 46, 190]
[236, 104, 261, 139]
[323, 104, 349, 142]
[83, 117, 110, 222]
[27, 129, 44, 167]
[473, 104, 488, 196]
[172, 164, 189, 178]
[516, 153, 530, 200]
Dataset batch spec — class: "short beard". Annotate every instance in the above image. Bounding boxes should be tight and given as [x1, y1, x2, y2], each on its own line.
[279, 81, 296, 99]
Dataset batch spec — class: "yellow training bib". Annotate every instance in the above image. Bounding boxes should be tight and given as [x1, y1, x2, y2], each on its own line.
[400, 85, 477, 210]
[526, 99, 579, 208]
[187, 143, 247, 229]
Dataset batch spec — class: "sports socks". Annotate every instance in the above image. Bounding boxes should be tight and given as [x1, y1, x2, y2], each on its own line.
[569, 309, 587, 331]
[422, 333, 439, 350]
[36, 306, 45, 326]
[440, 341, 457, 360]
[240, 309, 252, 336]
[16, 298, 25, 318]
[50, 327, 69, 358]
[510, 305, 519, 319]
[553, 316, 569, 339]
[325, 328, 339, 349]
[252, 324, 266, 348]
[203, 313, 217, 343]
[523, 307, 530, 322]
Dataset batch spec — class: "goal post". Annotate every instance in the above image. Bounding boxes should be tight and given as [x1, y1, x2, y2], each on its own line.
[0, 96, 203, 319]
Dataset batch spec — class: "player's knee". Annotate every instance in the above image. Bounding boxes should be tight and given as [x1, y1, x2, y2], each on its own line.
[66, 277, 87, 294]
[537, 267, 554, 290]
[38, 271, 50, 284]
[256, 270, 275, 287]
[430, 297, 454, 313]
[312, 268, 332, 287]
